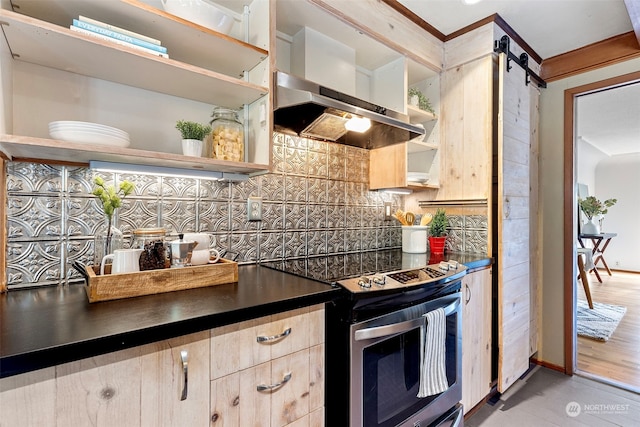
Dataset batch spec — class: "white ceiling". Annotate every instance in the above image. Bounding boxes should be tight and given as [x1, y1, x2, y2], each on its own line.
[398, 0, 633, 59]
[576, 82, 640, 156]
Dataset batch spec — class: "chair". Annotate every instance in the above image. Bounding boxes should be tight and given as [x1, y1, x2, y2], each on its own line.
[577, 248, 594, 309]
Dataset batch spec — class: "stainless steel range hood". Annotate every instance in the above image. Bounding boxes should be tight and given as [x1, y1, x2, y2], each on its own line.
[273, 72, 424, 149]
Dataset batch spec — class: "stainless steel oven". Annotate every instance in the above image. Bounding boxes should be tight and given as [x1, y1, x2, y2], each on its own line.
[263, 250, 466, 427]
[350, 292, 462, 427]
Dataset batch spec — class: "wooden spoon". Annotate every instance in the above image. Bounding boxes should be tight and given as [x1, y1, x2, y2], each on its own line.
[405, 212, 415, 225]
[420, 213, 433, 226]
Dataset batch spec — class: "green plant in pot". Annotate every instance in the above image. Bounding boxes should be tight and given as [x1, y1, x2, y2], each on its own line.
[428, 208, 448, 254]
[408, 87, 435, 114]
[176, 120, 211, 157]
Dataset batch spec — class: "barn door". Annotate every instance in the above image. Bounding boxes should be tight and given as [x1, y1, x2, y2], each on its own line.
[496, 52, 532, 393]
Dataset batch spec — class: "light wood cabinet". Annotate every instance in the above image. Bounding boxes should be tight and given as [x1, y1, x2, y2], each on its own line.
[462, 267, 492, 412]
[210, 304, 325, 427]
[0, 367, 56, 426]
[0, 305, 325, 427]
[39, 330, 207, 427]
[441, 23, 539, 394]
[0, 0, 272, 175]
[140, 332, 211, 427]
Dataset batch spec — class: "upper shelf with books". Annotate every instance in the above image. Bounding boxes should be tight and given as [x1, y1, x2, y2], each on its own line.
[0, 9, 267, 107]
[5, 0, 268, 80]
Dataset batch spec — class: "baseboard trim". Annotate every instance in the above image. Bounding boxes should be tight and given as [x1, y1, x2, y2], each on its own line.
[531, 358, 565, 374]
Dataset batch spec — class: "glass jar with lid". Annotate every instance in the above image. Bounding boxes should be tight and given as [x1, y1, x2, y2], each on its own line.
[207, 107, 244, 162]
[132, 227, 168, 270]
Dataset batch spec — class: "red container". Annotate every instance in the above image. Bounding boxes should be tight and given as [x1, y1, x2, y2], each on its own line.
[428, 236, 446, 254]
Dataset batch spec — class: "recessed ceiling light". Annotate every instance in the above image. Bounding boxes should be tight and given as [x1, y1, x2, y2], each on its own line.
[461, 0, 483, 5]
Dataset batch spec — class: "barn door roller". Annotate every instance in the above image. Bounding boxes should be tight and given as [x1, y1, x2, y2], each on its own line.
[494, 35, 547, 88]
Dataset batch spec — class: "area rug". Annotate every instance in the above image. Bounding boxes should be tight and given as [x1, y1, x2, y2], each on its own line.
[577, 300, 626, 342]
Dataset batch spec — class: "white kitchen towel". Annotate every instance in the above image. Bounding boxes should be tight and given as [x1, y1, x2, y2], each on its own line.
[417, 307, 449, 398]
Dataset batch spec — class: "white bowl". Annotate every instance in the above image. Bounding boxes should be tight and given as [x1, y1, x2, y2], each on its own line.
[409, 123, 426, 143]
[161, 0, 234, 34]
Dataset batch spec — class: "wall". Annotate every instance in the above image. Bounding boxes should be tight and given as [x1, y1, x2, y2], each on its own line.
[594, 153, 640, 271]
[538, 57, 640, 367]
[576, 138, 607, 192]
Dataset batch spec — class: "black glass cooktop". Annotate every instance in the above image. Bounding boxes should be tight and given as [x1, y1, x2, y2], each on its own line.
[260, 249, 451, 285]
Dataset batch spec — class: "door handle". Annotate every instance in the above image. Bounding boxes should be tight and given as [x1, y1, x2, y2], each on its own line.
[354, 299, 460, 341]
[257, 372, 292, 392]
[180, 350, 188, 401]
[504, 197, 511, 219]
[256, 327, 291, 343]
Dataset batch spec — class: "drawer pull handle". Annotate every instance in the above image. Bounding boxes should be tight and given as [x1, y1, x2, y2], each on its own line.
[257, 372, 292, 392]
[180, 350, 188, 401]
[256, 327, 291, 343]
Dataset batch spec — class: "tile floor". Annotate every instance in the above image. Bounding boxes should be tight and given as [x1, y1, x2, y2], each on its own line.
[466, 366, 639, 426]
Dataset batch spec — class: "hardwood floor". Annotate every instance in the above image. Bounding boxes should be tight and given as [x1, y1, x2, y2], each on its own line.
[576, 269, 640, 391]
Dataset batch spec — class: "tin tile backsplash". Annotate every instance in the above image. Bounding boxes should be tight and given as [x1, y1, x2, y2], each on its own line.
[4, 133, 486, 289]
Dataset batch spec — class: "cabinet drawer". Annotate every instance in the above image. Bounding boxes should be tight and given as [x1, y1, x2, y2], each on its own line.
[211, 305, 325, 380]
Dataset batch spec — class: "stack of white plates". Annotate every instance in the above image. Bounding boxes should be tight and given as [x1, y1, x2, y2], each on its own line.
[407, 172, 430, 183]
[49, 121, 130, 147]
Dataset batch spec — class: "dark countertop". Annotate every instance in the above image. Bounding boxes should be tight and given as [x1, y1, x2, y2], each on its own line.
[0, 253, 491, 379]
[0, 264, 339, 378]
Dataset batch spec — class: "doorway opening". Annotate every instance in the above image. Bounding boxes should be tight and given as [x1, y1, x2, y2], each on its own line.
[564, 72, 640, 393]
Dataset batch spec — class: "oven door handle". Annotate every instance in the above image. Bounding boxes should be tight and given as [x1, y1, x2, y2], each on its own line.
[354, 299, 460, 341]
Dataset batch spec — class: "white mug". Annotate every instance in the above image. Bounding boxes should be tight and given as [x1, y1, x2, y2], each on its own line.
[101, 248, 143, 275]
[189, 248, 221, 266]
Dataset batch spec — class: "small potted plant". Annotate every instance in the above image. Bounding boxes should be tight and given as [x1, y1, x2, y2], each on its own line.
[408, 87, 435, 114]
[175, 120, 212, 157]
[428, 208, 448, 254]
[579, 196, 617, 234]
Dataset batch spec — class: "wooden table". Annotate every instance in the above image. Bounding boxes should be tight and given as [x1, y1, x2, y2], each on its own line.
[578, 232, 617, 283]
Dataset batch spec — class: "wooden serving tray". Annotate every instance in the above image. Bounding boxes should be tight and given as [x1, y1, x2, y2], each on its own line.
[84, 258, 238, 303]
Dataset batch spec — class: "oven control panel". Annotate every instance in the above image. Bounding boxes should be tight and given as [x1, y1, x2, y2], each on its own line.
[337, 261, 467, 293]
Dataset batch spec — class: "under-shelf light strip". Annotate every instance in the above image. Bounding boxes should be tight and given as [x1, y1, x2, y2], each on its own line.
[417, 199, 487, 207]
[89, 161, 248, 181]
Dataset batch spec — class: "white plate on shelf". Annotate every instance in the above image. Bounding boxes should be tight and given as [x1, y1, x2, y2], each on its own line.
[48, 121, 130, 147]
[407, 172, 429, 183]
[49, 122, 128, 137]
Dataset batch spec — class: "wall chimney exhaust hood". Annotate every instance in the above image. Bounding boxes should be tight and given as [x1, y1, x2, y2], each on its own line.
[273, 72, 424, 149]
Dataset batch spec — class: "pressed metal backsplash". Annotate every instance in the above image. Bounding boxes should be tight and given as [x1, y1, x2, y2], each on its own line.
[4, 133, 486, 289]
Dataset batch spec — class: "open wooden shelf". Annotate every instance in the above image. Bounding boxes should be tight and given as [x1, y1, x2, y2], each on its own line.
[407, 104, 437, 123]
[8, 0, 268, 79]
[0, 9, 267, 108]
[408, 140, 438, 152]
[0, 134, 270, 175]
[407, 182, 440, 190]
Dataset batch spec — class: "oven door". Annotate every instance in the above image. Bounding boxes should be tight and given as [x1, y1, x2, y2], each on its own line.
[350, 293, 462, 427]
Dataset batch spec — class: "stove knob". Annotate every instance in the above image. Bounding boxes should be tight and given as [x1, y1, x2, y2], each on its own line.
[438, 261, 450, 271]
[372, 275, 386, 286]
[447, 260, 459, 270]
[358, 276, 372, 288]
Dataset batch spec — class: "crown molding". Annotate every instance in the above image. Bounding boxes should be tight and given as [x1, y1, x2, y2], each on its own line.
[541, 32, 640, 82]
